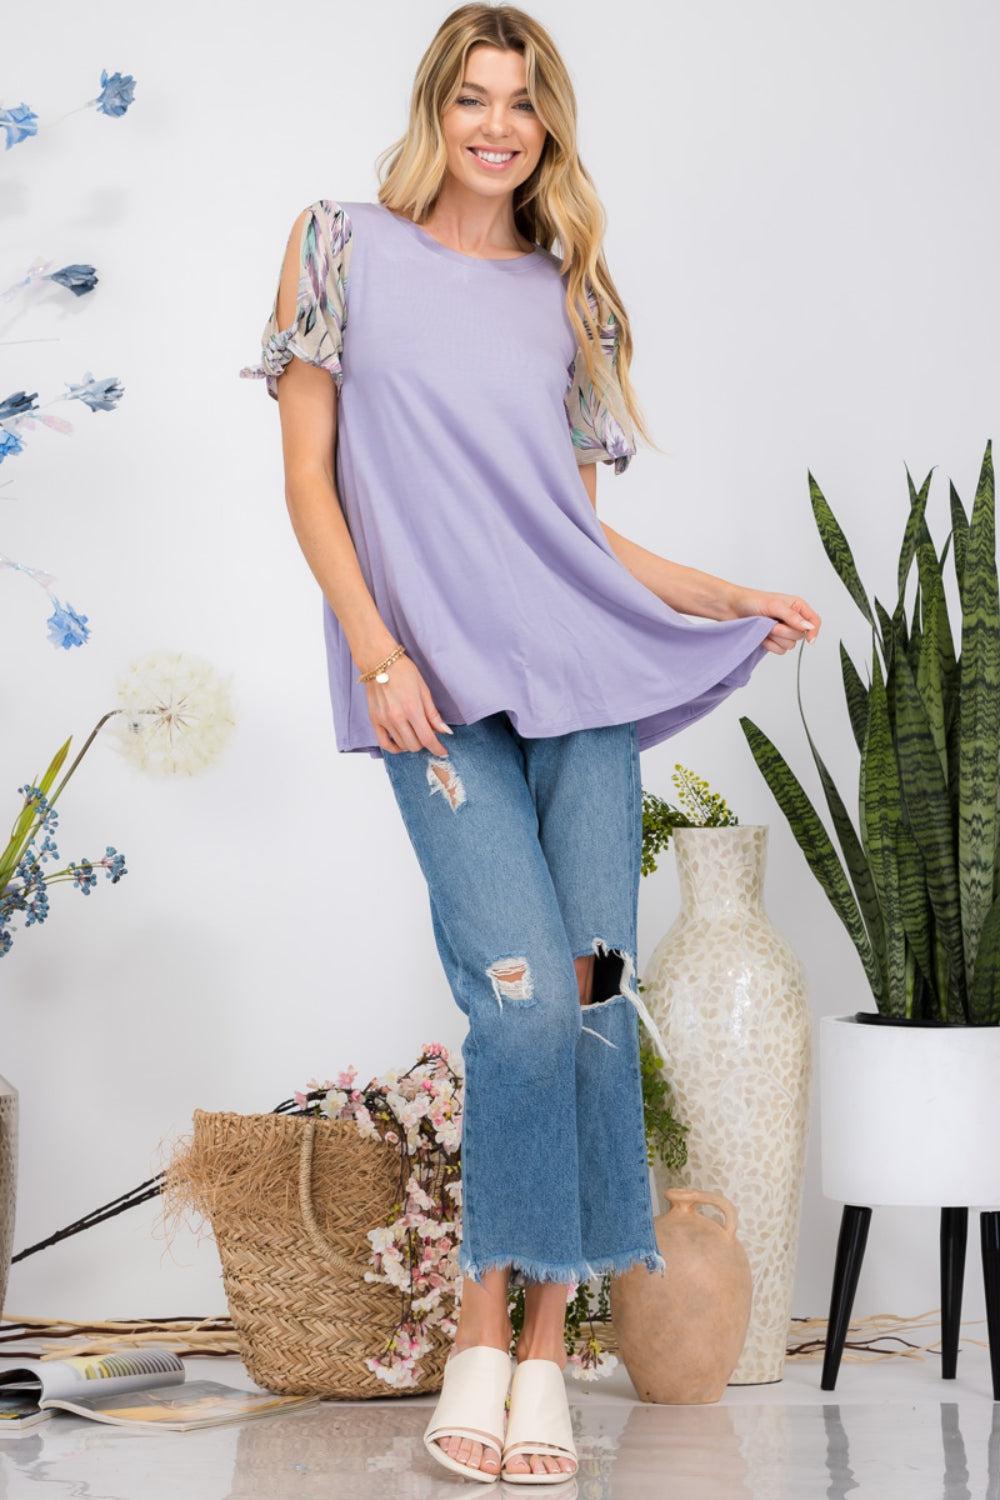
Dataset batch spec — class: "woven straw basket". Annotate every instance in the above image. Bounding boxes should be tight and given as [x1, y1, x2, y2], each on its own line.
[166, 1109, 453, 1399]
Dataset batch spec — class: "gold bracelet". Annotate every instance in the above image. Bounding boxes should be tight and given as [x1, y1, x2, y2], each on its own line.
[357, 644, 407, 684]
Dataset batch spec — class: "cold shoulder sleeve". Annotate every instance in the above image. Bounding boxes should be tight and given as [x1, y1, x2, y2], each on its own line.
[563, 283, 637, 474]
[238, 199, 353, 400]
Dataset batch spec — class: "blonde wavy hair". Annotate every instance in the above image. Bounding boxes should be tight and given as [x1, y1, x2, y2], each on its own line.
[375, 2, 654, 453]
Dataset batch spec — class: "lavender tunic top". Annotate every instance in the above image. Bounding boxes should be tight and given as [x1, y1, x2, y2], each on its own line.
[240, 199, 775, 759]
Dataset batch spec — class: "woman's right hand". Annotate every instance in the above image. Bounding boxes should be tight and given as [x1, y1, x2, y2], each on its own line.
[364, 655, 454, 756]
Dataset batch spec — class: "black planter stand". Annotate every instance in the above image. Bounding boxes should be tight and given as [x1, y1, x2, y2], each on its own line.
[820, 1204, 1000, 1398]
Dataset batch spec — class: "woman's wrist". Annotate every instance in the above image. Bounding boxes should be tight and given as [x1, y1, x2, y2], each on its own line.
[656, 567, 744, 621]
[716, 579, 748, 620]
[340, 610, 402, 678]
[350, 634, 403, 677]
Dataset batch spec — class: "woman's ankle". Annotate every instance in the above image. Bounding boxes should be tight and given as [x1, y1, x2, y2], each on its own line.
[450, 1317, 513, 1356]
[514, 1330, 567, 1368]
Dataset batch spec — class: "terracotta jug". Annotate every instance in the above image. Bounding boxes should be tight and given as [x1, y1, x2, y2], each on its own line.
[610, 1188, 752, 1403]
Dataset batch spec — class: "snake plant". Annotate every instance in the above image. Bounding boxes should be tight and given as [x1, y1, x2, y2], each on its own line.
[740, 439, 998, 1024]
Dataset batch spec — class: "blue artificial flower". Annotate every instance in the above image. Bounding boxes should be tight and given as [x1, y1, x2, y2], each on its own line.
[34, 832, 60, 864]
[0, 391, 38, 421]
[0, 429, 24, 464]
[23, 873, 49, 925]
[64, 372, 124, 412]
[0, 787, 116, 957]
[48, 264, 99, 297]
[0, 102, 38, 151]
[46, 598, 90, 649]
[95, 70, 136, 118]
[69, 858, 97, 894]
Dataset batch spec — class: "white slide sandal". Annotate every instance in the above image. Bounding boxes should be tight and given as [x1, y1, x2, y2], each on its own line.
[501, 1357, 579, 1483]
[422, 1344, 514, 1483]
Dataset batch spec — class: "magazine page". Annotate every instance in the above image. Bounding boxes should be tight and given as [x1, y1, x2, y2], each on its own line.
[0, 1345, 185, 1418]
[0, 1392, 52, 1429]
[41, 1378, 320, 1432]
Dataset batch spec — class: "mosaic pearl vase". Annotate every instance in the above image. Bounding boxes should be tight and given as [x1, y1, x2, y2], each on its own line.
[0, 1074, 17, 1318]
[640, 825, 811, 1384]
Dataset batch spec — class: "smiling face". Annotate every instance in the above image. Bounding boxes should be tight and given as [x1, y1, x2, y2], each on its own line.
[440, 43, 547, 197]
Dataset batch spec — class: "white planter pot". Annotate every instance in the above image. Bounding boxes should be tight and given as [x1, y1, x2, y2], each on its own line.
[820, 1013, 1000, 1206]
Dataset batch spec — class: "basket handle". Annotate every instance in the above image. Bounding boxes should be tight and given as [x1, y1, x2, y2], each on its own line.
[297, 1115, 371, 1277]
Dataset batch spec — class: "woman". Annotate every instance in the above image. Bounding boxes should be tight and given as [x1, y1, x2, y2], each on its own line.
[241, 3, 820, 1483]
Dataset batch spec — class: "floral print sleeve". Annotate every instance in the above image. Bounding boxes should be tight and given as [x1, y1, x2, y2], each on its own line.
[562, 281, 637, 474]
[239, 199, 353, 400]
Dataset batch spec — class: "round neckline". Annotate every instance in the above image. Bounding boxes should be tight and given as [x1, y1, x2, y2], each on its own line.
[380, 203, 544, 272]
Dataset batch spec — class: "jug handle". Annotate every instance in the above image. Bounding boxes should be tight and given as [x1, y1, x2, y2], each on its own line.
[664, 1186, 739, 1240]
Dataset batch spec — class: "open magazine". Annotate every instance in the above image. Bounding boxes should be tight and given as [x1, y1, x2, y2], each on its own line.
[0, 1345, 319, 1432]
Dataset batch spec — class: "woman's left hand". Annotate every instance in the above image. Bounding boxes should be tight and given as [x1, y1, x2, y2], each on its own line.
[728, 587, 821, 654]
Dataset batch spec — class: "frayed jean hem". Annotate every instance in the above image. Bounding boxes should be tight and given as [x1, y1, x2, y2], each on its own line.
[584, 1247, 667, 1279]
[459, 1249, 593, 1287]
[458, 1245, 666, 1287]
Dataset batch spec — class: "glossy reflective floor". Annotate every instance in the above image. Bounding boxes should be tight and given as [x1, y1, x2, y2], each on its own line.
[0, 1328, 996, 1498]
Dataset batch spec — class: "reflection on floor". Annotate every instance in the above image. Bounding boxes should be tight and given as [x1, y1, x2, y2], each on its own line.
[0, 1326, 996, 1498]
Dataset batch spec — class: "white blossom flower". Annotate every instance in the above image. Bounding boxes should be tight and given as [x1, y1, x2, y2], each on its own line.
[404, 1170, 434, 1206]
[352, 1103, 380, 1140]
[566, 1350, 619, 1382]
[368, 1225, 397, 1254]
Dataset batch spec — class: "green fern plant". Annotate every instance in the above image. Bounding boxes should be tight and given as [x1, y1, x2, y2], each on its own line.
[640, 765, 739, 877]
[740, 439, 999, 1024]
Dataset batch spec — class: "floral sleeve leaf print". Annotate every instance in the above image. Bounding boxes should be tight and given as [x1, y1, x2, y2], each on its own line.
[238, 199, 353, 401]
[563, 280, 637, 474]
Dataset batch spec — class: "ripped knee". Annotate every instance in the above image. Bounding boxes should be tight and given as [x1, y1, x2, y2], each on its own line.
[486, 955, 535, 1008]
[578, 940, 631, 1006]
[576, 939, 635, 1045]
[579, 938, 673, 1065]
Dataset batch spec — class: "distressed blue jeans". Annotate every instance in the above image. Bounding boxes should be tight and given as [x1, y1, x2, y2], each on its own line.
[381, 709, 668, 1288]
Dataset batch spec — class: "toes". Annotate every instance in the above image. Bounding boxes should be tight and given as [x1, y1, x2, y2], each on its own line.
[508, 1449, 575, 1476]
[435, 1435, 501, 1474]
[503, 1448, 579, 1475]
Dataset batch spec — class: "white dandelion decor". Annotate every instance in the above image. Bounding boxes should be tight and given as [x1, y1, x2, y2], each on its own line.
[104, 651, 236, 776]
[2, 652, 235, 958]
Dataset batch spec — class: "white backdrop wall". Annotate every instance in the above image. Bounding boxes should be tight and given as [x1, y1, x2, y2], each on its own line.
[3, 0, 998, 1331]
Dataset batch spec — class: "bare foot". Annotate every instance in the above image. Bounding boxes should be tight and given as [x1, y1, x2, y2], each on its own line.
[432, 1323, 512, 1478]
[504, 1339, 577, 1478]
